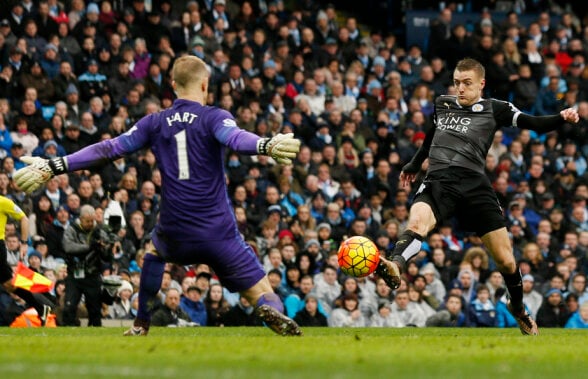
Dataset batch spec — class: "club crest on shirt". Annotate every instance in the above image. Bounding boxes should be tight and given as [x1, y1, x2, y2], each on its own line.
[472, 104, 483, 112]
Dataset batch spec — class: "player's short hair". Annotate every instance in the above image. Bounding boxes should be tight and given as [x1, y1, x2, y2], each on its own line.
[172, 55, 208, 91]
[455, 58, 485, 79]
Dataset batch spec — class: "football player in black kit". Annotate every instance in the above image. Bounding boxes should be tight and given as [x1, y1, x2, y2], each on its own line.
[377, 58, 580, 335]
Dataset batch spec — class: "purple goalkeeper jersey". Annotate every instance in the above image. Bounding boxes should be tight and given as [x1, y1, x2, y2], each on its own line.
[66, 99, 261, 241]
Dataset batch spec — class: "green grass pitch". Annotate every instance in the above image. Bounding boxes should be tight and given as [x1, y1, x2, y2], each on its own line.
[1, 327, 586, 379]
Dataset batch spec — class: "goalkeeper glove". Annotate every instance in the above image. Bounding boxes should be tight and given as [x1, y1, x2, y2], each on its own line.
[13, 156, 68, 193]
[257, 133, 301, 165]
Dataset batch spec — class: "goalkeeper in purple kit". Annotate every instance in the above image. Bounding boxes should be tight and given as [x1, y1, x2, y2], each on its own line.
[14, 56, 302, 336]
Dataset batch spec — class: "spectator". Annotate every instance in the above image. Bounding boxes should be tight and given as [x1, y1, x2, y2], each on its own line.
[0, 113, 13, 162]
[39, 43, 61, 80]
[494, 287, 520, 329]
[204, 282, 231, 327]
[555, 140, 587, 177]
[513, 64, 538, 112]
[486, 270, 504, 299]
[427, 8, 452, 61]
[62, 83, 82, 119]
[521, 242, 550, 283]
[180, 285, 207, 326]
[453, 269, 476, 307]
[569, 273, 588, 305]
[88, 96, 112, 131]
[295, 78, 325, 117]
[32, 127, 66, 158]
[369, 301, 401, 327]
[10, 118, 38, 157]
[293, 293, 328, 327]
[223, 295, 263, 327]
[565, 302, 588, 328]
[461, 247, 490, 284]
[485, 50, 518, 100]
[78, 59, 109, 103]
[535, 75, 563, 116]
[20, 60, 52, 104]
[44, 204, 69, 260]
[57, 22, 81, 59]
[389, 289, 427, 327]
[408, 283, 436, 320]
[328, 292, 366, 327]
[426, 294, 467, 327]
[28, 193, 55, 239]
[536, 288, 570, 328]
[468, 284, 497, 327]
[420, 263, 446, 305]
[109, 280, 134, 320]
[129, 38, 151, 80]
[314, 264, 341, 315]
[61, 121, 84, 154]
[151, 287, 192, 327]
[62, 205, 112, 326]
[522, 274, 543, 319]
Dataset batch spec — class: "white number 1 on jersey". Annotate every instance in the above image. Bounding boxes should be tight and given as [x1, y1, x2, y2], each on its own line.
[174, 130, 190, 180]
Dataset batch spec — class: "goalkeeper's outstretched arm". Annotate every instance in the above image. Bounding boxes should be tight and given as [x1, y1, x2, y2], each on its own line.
[14, 128, 300, 193]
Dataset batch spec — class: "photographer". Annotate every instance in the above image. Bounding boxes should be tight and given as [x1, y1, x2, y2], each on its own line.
[62, 205, 113, 326]
[104, 200, 136, 271]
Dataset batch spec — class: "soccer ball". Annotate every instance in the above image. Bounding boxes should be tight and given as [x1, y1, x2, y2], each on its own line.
[337, 236, 380, 277]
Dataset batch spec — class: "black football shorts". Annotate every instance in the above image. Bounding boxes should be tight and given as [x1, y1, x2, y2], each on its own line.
[0, 240, 14, 283]
[413, 168, 507, 236]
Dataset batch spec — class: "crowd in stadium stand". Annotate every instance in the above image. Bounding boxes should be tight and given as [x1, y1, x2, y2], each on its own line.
[0, 0, 588, 329]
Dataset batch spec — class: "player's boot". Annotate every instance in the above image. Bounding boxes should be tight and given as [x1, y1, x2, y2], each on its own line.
[376, 256, 403, 290]
[123, 319, 150, 336]
[255, 304, 303, 336]
[507, 301, 539, 336]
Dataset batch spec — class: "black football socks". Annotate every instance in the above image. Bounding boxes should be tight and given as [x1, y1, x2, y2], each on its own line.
[390, 229, 424, 272]
[503, 268, 524, 313]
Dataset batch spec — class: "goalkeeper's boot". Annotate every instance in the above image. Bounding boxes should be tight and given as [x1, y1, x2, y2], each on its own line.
[507, 301, 539, 336]
[123, 318, 150, 336]
[376, 256, 404, 290]
[255, 305, 303, 336]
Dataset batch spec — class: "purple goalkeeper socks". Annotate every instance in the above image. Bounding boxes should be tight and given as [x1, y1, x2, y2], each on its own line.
[136, 253, 166, 322]
[256, 292, 284, 313]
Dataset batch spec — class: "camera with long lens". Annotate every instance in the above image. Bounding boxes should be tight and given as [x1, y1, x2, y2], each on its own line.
[93, 215, 123, 251]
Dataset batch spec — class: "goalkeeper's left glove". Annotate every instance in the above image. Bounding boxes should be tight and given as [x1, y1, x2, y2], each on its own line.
[13, 156, 68, 193]
[256, 133, 301, 165]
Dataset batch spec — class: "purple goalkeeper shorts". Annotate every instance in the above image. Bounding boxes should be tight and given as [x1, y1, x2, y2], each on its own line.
[152, 231, 265, 293]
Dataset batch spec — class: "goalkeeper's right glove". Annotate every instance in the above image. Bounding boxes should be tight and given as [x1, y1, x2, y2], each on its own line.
[257, 133, 301, 165]
[13, 156, 68, 193]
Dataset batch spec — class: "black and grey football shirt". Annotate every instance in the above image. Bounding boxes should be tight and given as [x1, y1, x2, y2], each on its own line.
[428, 95, 521, 174]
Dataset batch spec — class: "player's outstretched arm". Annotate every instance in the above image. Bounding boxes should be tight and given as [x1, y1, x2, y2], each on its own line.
[13, 156, 68, 193]
[15, 120, 151, 193]
[518, 107, 579, 132]
[257, 133, 301, 165]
